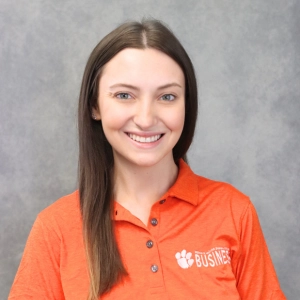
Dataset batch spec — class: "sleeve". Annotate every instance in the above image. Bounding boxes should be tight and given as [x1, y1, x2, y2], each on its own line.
[8, 215, 65, 300]
[233, 201, 286, 300]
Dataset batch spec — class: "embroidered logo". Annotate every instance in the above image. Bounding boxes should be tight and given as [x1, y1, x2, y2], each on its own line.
[175, 249, 194, 269]
[175, 247, 231, 269]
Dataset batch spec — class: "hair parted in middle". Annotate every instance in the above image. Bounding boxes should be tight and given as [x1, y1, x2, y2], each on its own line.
[78, 19, 198, 299]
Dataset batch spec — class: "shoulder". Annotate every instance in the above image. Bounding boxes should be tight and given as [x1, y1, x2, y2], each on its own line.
[195, 173, 252, 217]
[197, 174, 249, 201]
[177, 159, 250, 212]
[39, 190, 80, 219]
[36, 190, 81, 234]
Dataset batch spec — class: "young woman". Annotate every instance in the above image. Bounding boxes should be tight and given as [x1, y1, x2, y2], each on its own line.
[9, 20, 286, 300]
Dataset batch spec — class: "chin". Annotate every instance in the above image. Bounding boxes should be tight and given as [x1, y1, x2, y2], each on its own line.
[129, 153, 174, 169]
[131, 158, 160, 168]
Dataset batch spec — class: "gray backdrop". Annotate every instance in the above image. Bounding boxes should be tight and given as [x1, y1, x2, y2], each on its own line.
[1, 0, 299, 299]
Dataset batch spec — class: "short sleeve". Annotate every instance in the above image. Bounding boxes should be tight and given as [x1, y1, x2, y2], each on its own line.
[233, 202, 286, 300]
[8, 215, 65, 299]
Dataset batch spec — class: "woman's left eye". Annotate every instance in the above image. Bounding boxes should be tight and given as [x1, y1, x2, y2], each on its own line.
[161, 94, 175, 101]
[116, 93, 131, 99]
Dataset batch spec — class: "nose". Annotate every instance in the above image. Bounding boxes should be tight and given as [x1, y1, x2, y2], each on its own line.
[133, 98, 157, 130]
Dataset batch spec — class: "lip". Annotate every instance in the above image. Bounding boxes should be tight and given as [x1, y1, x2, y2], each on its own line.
[125, 132, 164, 147]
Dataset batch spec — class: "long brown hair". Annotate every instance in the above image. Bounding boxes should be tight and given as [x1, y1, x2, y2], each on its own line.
[78, 19, 198, 299]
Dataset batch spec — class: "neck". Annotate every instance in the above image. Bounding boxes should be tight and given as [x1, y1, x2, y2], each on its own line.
[113, 155, 178, 214]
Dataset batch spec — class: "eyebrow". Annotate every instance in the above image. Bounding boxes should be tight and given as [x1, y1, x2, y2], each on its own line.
[109, 82, 183, 91]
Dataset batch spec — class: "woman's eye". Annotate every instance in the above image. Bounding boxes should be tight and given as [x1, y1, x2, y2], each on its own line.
[116, 93, 131, 99]
[161, 94, 175, 101]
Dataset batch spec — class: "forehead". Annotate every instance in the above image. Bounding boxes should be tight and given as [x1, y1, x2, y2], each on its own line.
[100, 48, 185, 88]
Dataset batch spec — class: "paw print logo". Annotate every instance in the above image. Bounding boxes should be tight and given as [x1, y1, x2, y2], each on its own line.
[175, 249, 194, 269]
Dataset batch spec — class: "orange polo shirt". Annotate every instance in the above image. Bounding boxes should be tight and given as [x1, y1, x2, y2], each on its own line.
[9, 160, 286, 299]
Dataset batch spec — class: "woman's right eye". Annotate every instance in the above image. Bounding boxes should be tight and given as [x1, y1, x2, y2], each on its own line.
[116, 93, 132, 99]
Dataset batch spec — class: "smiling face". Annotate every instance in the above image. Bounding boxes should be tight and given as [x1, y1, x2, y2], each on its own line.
[93, 48, 185, 169]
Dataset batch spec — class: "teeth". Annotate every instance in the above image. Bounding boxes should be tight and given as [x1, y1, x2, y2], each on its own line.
[128, 134, 161, 143]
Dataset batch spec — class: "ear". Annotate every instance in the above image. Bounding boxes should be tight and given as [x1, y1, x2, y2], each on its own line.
[91, 106, 101, 121]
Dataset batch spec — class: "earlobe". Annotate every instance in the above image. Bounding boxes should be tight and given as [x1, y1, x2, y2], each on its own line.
[92, 112, 97, 120]
[91, 107, 101, 120]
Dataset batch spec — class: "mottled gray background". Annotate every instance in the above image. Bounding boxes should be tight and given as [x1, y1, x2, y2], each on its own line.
[1, 0, 299, 299]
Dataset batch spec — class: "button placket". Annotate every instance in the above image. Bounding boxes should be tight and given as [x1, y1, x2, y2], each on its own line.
[147, 206, 161, 276]
[144, 238, 159, 274]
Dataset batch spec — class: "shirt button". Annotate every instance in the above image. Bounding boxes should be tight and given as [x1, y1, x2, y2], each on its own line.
[150, 218, 158, 226]
[159, 200, 166, 204]
[151, 264, 158, 273]
[146, 240, 153, 248]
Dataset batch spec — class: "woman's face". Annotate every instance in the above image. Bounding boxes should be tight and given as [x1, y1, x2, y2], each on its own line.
[94, 48, 185, 168]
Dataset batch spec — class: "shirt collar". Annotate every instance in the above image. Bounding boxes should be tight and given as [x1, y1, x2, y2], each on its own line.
[113, 159, 199, 220]
[161, 159, 199, 206]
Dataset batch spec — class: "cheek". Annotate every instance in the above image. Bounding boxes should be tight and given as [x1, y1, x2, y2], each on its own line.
[100, 104, 128, 130]
[166, 107, 185, 133]
[101, 116, 125, 136]
[100, 116, 124, 149]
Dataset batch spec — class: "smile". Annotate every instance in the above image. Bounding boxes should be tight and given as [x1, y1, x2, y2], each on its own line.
[128, 133, 162, 143]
